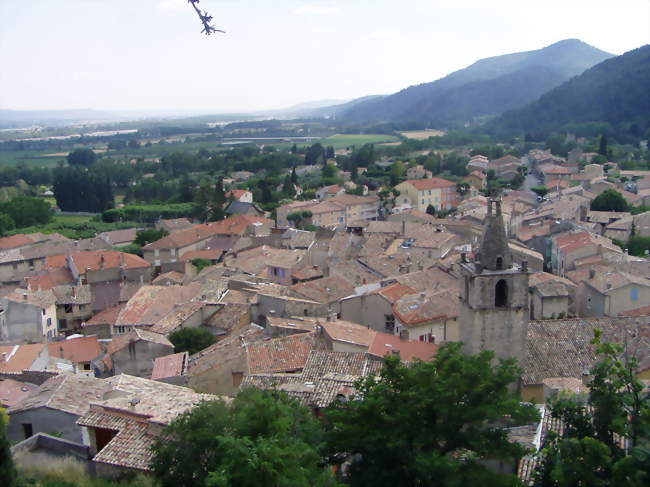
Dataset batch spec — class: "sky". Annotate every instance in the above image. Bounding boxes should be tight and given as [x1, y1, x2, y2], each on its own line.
[1, 0, 649, 115]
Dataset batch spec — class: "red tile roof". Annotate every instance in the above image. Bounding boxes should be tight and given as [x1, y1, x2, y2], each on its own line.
[144, 215, 272, 250]
[620, 305, 650, 317]
[151, 352, 188, 380]
[85, 305, 123, 327]
[0, 378, 38, 408]
[405, 177, 456, 190]
[0, 344, 46, 373]
[45, 250, 151, 272]
[226, 189, 250, 199]
[48, 336, 102, 364]
[246, 332, 319, 374]
[179, 249, 224, 261]
[368, 332, 438, 362]
[25, 267, 75, 290]
[0, 234, 38, 250]
[376, 282, 415, 303]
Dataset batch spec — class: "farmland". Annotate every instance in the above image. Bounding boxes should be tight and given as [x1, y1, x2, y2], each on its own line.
[320, 133, 400, 149]
[399, 129, 446, 140]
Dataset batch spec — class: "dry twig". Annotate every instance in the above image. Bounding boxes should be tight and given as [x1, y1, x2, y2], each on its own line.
[188, 0, 225, 35]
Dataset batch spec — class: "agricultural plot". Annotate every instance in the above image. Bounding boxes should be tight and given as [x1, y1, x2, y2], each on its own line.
[320, 134, 400, 149]
[399, 130, 446, 140]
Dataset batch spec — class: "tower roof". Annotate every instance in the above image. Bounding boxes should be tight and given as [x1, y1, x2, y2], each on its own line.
[478, 199, 512, 271]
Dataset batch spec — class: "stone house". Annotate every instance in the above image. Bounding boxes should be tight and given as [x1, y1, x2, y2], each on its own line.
[77, 374, 214, 477]
[393, 289, 459, 343]
[290, 275, 356, 317]
[530, 280, 569, 320]
[7, 374, 111, 443]
[340, 282, 414, 334]
[576, 269, 650, 317]
[0, 289, 57, 343]
[225, 189, 253, 203]
[316, 185, 344, 200]
[406, 165, 433, 180]
[51, 285, 93, 336]
[99, 328, 174, 378]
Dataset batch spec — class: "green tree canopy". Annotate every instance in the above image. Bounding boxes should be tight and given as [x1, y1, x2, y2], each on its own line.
[0, 196, 52, 228]
[134, 228, 168, 246]
[0, 408, 17, 487]
[324, 343, 539, 487]
[168, 327, 216, 355]
[67, 148, 98, 166]
[590, 189, 630, 212]
[151, 388, 338, 487]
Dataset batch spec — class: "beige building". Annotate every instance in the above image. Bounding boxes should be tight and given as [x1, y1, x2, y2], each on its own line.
[394, 178, 459, 212]
[0, 289, 58, 343]
[276, 194, 379, 229]
[577, 269, 650, 317]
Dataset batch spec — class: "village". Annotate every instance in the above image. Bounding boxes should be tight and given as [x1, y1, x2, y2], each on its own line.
[0, 141, 648, 484]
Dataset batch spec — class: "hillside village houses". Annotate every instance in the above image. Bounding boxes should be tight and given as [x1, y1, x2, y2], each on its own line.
[1, 147, 649, 481]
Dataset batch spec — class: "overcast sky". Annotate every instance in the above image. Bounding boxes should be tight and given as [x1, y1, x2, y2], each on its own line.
[1, 0, 648, 114]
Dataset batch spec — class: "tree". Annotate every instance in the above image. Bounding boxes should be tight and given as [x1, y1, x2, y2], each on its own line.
[590, 189, 630, 212]
[533, 330, 650, 486]
[290, 166, 298, 184]
[282, 174, 296, 197]
[52, 167, 114, 212]
[0, 196, 52, 228]
[0, 213, 15, 236]
[531, 186, 549, 198]
[599, 134, 608, 156]
[305, 143, 326, 166]
[426, 204, 436, 216]
[67, 148, 97, 166]
[191, 258, 212, 273]
[134, 228, 168, 246]
[168, 327, 216, 355]
[0, 408, 16, 487]
[214, 177, 226, 208]
[326, 145, 335, 160]
[325, 343, 539, 487]
[151, 388, 338, 487]
[626, 235, 650, 257]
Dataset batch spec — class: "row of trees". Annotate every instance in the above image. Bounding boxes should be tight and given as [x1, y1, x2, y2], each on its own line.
[0, 195, 53, 235]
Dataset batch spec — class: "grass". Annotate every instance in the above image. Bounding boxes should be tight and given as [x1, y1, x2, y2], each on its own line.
[8, 214, 141, 240]
[0, 150, 65, 167]
[320, 134, 400, 149]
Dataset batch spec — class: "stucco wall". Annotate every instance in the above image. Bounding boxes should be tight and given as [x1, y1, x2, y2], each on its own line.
[112, 341, 173, 378]
[8, 407, 82, 444]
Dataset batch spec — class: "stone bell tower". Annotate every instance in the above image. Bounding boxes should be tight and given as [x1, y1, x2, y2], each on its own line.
[459, 198, 529, 364]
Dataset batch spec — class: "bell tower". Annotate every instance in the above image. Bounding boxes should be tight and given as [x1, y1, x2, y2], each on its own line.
[459, 198, 529, 364]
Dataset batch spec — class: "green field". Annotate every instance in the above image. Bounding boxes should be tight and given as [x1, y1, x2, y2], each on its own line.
[0, 150, 66, 168]
[320, 134, 400, 149]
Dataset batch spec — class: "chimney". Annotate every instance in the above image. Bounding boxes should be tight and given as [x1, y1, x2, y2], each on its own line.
[589, 268, 595, 279]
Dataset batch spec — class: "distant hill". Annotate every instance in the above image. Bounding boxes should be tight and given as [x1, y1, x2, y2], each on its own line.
[491, 45, 650, 139]
[0, 109, 118, 127]
[340, 39, 613, 125]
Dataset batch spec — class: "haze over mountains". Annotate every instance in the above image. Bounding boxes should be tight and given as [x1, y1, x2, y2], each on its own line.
[492, 44, 650, 138]
[335, 39, 613, 125]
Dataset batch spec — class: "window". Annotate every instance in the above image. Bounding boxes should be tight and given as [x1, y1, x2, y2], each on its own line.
[232, 371, 244, 387]
[64, 304, 73, 313]
[42, 309, 46, 316]
[384, 314, 395, 333]
[631, 288, 639, 301]
[115, 325, 126, 334]
[495, 279, 508, 307]
[47, 318, 52, 327]
[83, 363, 91, 371]
[59, 319, 67, 329]
[22, 423, 33, 439]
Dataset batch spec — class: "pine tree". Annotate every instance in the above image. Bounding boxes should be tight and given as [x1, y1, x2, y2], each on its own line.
[290, 166, 298, 185]
[599, 134, 608, 156]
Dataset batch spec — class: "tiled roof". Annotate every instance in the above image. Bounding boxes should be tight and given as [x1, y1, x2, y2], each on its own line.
[144, 215, 272, 250]
[524, 316, 650, 385]
[0, 233, 39, 250]
[179, 248, 223, 261]
[107, 328, 172, 356]
[85, 305, 123, 326]
[99, 228, 138, 245]
[393, 289, 459, 326]
[48, 336, 102, 364]
[46, 250, 151, 272]
[0, 344, 46, 373]
[404, 177, 456, 190]
[51, 284, 92, 305]
[368, 332, 438, 362]
[0, 378, 38, 408]
[149, 301, 206, 335]
[151, 352, 188, 380]
[321, 320, 375, 347]
[151, 271, 185, 285]
[246, 332, 322, 374]
[290, 275, 355, 304]
[375, 282, 416, 303]
[188, 326, 265, 376]
[9, 374, 111, 416]
[5, 288, 56, 309]
[159, 218, 194, 232]
[584, 270, 649, 294]
[115, 283, 202, 326]
[25, 267, 75, 291]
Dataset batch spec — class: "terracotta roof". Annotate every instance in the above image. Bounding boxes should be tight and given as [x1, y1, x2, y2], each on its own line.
[0, 344, 46, 373]
[46, 250, 151, 272]
[179, 248, 223, 261]
[48, 336, 102, 364]
[327, 193, 378, 206]
[368, 332, 438, 362]
[85, 305, 123, 327]
[107, 328, 173, 356]
[403, 177, 456, 190]
[5, 288, 56, 309]
[9, 374, 111, 416]
[321, 320, 376, 347]
[0, 378, 38, 408]
[620, 305, 650, 317]
[25, 267, 75, 291]
[584, 270, 649, 294]
[0, 234, 39, 250]
[225, 189, 250, 199]
[149, 301, 206, 335]
[246, 332, 322, 374]
[393, 289, 459, 326]
[115, 283, 201, 326]
[159, 218, 194, 232]
[151, 271, 185, 285]
[144, 215, 272, 250]
[290, 275, 355, 303]
[524, 316, 650, 385]
[375, 282, 416, 302]
[151, 352, 188, 380]
[99, 228, 138, 245]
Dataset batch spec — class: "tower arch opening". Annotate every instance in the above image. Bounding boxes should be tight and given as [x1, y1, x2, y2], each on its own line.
[495, 279, 508, 307]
